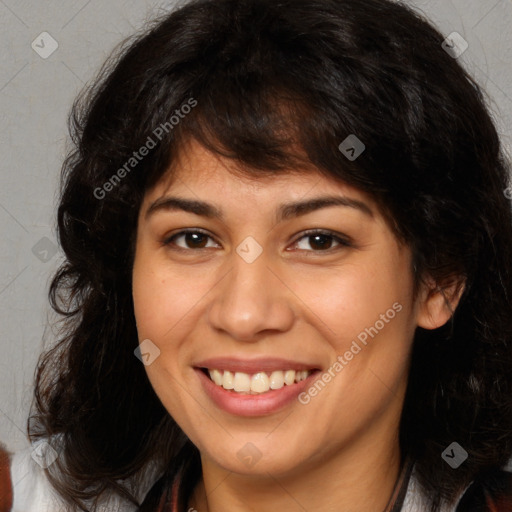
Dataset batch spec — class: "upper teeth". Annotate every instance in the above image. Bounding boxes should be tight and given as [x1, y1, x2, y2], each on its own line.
[207, 369, 312, 394]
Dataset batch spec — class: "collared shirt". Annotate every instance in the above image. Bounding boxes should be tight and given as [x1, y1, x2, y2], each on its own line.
[5, 441, 512, 511]
[147, 455, 512, 512]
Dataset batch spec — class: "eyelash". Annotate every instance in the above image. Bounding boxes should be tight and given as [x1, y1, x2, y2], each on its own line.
[162, 228, 352, 254]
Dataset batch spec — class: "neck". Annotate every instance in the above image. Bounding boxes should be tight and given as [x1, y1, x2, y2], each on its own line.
[189, 414, 404, 512]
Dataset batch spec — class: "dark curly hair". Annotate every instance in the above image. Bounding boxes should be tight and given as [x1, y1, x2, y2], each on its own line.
[27, 0, 512, 510]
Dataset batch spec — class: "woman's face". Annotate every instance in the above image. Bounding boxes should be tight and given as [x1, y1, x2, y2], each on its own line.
[132, 138, 433, 477]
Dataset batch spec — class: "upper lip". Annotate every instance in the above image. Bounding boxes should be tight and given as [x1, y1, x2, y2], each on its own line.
[194, 357, 321, 374]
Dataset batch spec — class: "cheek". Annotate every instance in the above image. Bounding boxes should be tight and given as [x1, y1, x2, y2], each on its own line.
[293, 261, 413, 432]
[132, 248, 198, 340]
[131, 246, 222, 385]
[131, 250, 197, 412]
[288, 256, 411, 351]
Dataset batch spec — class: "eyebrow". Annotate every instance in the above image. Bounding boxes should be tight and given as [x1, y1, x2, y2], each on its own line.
[145, 194, 374, 222]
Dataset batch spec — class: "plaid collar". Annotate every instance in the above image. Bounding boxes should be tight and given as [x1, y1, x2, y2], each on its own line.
[385, 456, 415, 512]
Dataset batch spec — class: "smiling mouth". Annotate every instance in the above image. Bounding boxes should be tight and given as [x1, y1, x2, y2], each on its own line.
[199, 368, 319, 395]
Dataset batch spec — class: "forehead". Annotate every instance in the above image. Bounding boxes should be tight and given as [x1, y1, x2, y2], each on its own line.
[144, 137, 377, 209]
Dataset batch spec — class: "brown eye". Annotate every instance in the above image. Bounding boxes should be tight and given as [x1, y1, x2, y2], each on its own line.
[163, 230, 218, 250]
[292, 230, 351, 252]
[306, 234, 334, 250]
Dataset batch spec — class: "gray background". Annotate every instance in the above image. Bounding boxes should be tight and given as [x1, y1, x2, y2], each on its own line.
[1, 0, 511, 453]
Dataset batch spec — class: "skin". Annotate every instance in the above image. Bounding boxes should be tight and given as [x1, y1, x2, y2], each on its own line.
[132, 138, 462, 512]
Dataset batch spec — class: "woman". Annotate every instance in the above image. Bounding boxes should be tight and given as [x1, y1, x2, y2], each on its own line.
[2, 0, 512, 510]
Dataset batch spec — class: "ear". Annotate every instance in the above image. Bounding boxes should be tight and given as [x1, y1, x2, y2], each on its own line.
[416, 275, 466, 330]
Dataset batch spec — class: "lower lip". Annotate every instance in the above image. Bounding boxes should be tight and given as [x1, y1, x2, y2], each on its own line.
[195, 368, 320, 417]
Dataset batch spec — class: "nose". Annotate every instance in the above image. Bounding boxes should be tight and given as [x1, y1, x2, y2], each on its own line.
[207, 244, 295, 342]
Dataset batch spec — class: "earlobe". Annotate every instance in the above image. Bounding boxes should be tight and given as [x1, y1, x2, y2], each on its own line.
[416, 276, 466, 330]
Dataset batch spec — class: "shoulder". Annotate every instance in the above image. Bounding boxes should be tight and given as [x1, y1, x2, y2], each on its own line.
[4, 438, 156, 512]
[402, 461, 512, 512]
[401, 464, 454, 512]
[455, 468, 512, 511]
[8, 439, 67, 512]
